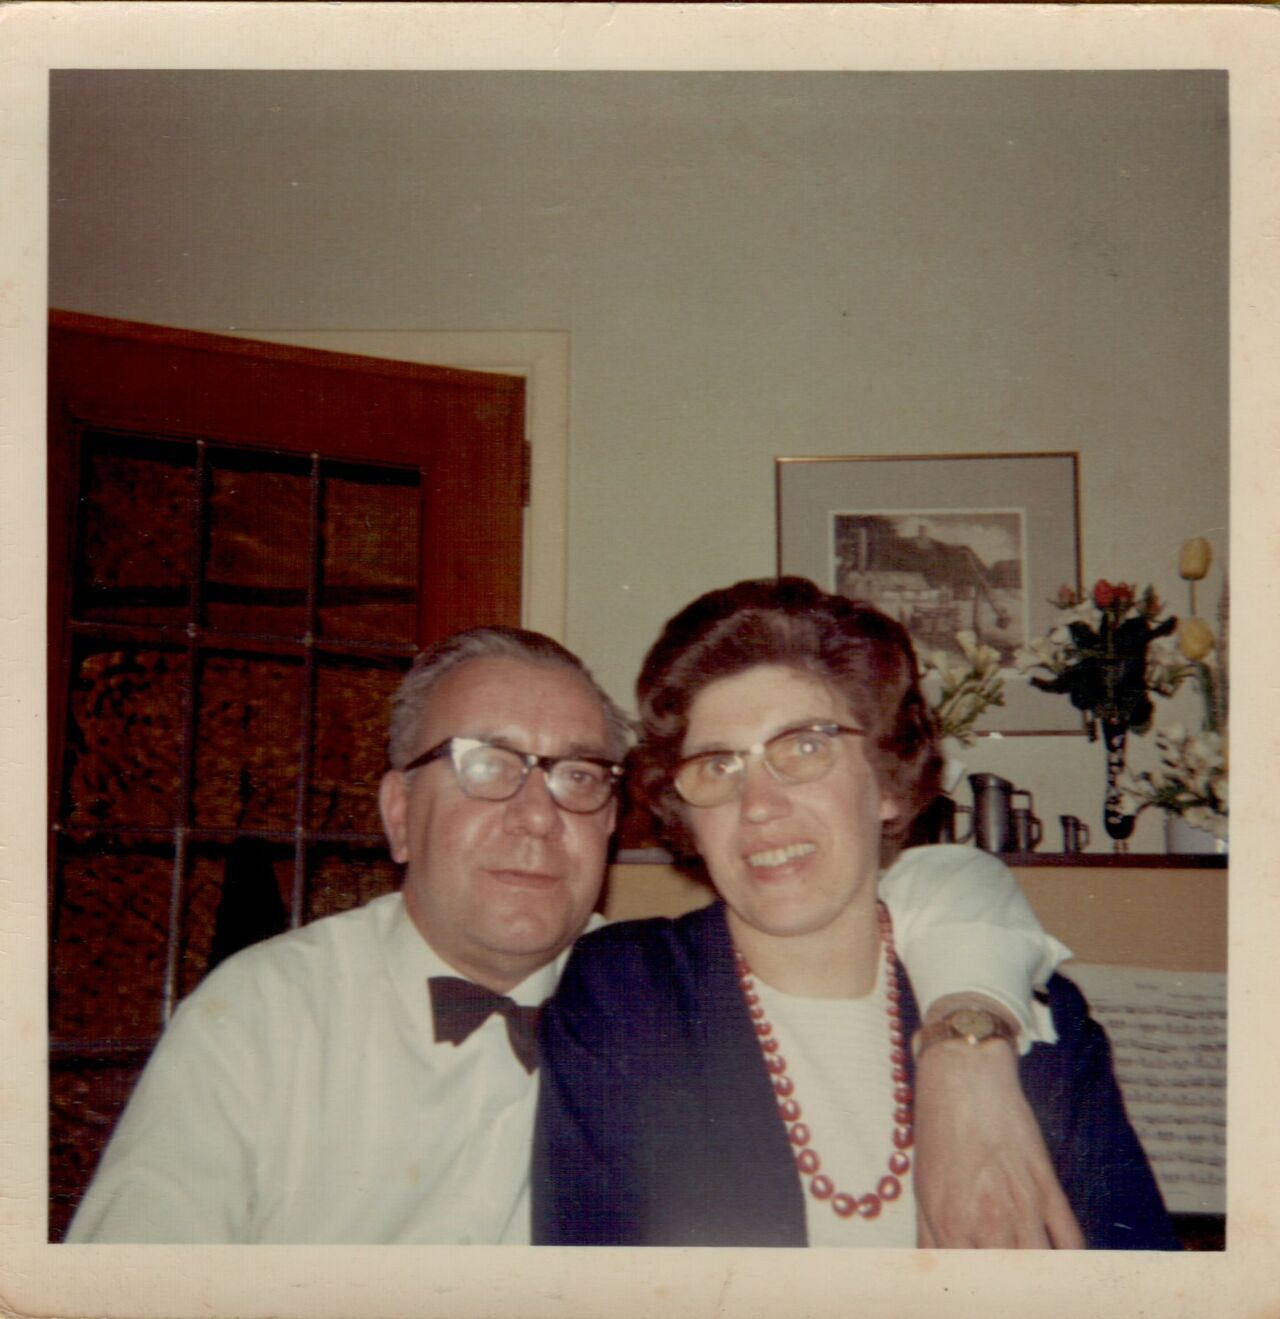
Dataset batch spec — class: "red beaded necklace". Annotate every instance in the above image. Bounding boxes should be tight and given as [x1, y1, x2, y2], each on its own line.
[734, 900, 913, 1222]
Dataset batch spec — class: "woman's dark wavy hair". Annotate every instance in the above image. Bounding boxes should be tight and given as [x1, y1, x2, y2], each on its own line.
[634, 577, 942, 860]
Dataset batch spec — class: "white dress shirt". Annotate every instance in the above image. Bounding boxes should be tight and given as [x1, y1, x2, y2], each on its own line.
[66, 844, 1069, 1243]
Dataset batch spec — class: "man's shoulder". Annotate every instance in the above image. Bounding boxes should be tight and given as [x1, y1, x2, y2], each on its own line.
[184, 891, 402, 1005]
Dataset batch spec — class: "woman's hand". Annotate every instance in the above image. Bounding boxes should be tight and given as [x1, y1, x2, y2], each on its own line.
[912, 998, 1085, 1249]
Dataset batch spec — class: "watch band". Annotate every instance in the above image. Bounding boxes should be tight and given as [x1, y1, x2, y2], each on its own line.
[911, 1006, 1019, 1061]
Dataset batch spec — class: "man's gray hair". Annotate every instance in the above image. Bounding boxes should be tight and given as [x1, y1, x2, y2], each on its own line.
[387, 626, 633, 769]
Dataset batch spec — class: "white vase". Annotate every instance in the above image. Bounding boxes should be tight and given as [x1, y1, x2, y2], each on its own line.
[1164, 814, 1227, 856]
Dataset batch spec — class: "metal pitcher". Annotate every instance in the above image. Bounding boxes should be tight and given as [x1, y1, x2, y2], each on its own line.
[967, 772, 1015, 853]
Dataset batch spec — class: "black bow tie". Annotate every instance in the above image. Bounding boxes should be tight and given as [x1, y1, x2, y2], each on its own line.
[428, 976, 542, 1073]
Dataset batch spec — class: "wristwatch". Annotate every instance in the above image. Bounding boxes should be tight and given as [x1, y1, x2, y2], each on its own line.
[911, 1007, 1019, 1060]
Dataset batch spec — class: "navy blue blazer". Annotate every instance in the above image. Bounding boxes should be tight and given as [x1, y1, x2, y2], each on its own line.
[532, 901, 1178, 1249]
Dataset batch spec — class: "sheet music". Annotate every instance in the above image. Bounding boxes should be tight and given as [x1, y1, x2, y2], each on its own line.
[1062, 963, 1226, 1217]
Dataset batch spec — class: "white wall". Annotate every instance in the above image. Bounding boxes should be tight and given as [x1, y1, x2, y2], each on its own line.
[49, 70, 1228, 852]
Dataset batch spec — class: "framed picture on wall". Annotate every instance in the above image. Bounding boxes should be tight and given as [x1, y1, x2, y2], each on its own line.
[776, 452, 1084, 736]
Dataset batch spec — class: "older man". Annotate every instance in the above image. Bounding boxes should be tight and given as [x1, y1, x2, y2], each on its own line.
[68, 626, 1078, 1245]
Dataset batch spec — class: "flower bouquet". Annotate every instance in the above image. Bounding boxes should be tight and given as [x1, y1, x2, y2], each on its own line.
[1015, 580, 1176, 739]
[920, 630, 1005, 748]
[1015, 579, 1176, 845]
[1125, 724, 1228, 844]
[1127, 537, 1228, 848]
[908, 632, 1006, 844]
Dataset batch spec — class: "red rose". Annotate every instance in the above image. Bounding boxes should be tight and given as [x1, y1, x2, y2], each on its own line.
[1092, 580, 1116, 608]
[1112, 582, 1135, 609]
[1055, 584, 1077, 608]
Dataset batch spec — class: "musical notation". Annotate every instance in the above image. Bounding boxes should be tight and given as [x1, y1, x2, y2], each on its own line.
[1062, 964, 1226, 1216]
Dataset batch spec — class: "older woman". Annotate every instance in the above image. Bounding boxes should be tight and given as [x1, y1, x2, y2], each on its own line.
[532, 578, 1176, 1248]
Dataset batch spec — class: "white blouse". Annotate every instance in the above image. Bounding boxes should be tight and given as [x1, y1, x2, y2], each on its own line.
[754, 945, 917, 1248]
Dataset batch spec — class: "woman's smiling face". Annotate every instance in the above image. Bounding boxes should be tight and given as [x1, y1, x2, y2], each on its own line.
[680, 664, 899, 950]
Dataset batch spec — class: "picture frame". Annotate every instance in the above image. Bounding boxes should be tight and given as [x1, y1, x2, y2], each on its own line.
[777, 452, 1084, 736]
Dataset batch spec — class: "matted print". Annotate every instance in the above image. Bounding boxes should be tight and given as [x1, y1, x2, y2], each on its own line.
[778, 452, 1083, 735]
[834, 508, 1027, 668]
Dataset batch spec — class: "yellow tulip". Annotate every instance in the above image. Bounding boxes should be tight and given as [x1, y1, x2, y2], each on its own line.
[1178, 617, 1215, 661]
[1179, 537, 1213, 581]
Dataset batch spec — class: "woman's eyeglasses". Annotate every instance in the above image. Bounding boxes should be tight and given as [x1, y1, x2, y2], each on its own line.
[404, 737, 624, 815]
[673, 722, 865, 808]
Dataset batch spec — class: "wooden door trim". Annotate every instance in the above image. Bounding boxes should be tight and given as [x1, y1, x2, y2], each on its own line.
[211, 328, 570, 642]
[48, 311, 519, 395]
[47, 312, 524, 465]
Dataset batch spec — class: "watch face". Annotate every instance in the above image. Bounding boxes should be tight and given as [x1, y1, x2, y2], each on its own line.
[950, 1008, 995, 1040]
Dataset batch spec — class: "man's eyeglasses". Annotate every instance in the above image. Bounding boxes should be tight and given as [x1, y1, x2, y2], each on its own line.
[673, 722, 866, 809]
[403, 737, 624, 815]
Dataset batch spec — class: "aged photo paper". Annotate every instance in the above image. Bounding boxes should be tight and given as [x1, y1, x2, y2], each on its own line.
[2, 4, 1278, 1317]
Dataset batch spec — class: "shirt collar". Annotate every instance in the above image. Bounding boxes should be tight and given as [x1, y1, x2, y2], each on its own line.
[382, 890, 565, 1014]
